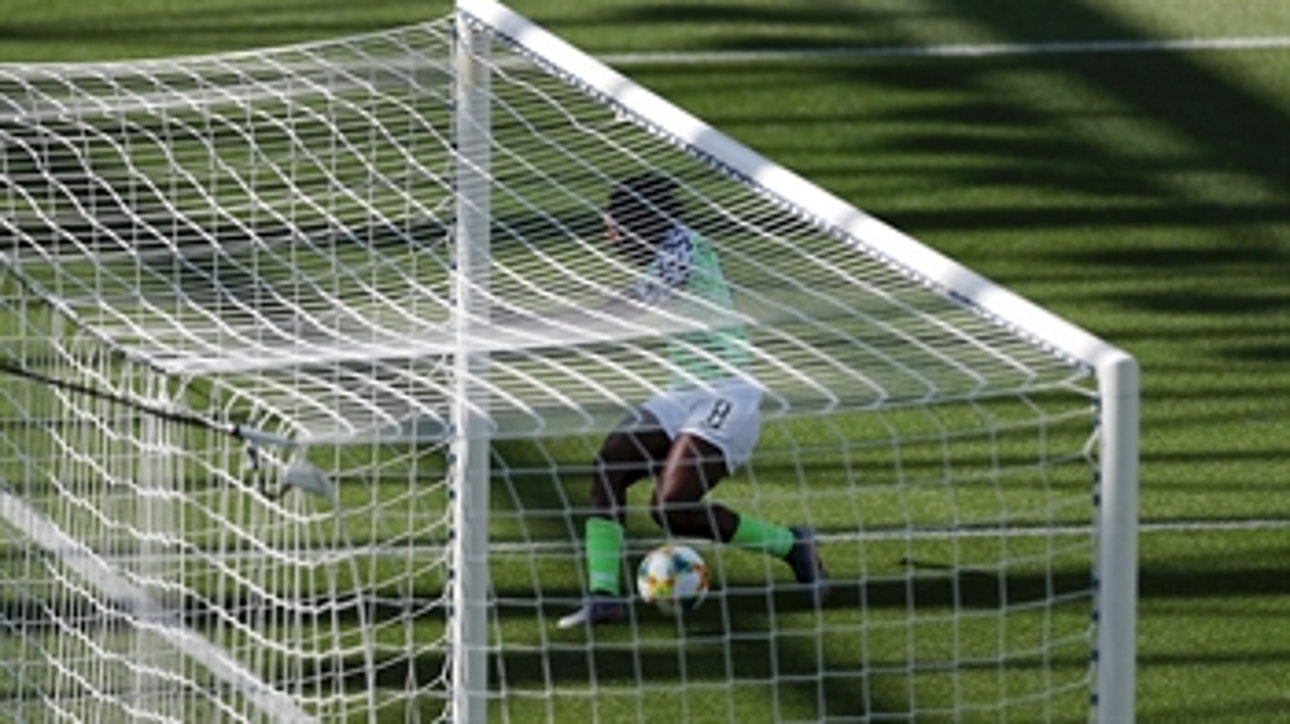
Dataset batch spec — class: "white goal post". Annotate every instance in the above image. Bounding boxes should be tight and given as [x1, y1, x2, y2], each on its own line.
[0, 0, 1137, 721]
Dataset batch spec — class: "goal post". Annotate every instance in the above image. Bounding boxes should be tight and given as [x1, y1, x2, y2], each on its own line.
[1095, 351, 1140, 722]
[451, 13, 493, 722]
[0, 0, 1137, 721]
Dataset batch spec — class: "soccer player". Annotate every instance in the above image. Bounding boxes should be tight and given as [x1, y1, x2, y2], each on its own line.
[557, 173, 828, 629]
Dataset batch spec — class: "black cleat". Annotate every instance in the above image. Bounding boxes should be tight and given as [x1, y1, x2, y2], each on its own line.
[785, 527, 829, 607]
[556, 594, 626, 629]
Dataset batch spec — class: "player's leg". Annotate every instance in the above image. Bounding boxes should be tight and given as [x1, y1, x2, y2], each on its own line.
[650, 383, 786, 549]
[649, 432, 737, 539]
[651, 436, 828, 607]
[589, 417, 671, 523]
[583, 416, 671, 594]
[649, 433, 786, 553]
[557, 411, 671, 629]
[652, 381, 829, 606]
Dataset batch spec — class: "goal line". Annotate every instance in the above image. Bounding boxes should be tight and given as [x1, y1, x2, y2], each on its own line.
[71, 516, 1276, 572]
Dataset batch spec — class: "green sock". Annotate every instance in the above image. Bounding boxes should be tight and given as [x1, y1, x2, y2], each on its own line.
[585, 518, 624, 595]
[730, 515, 795, 558]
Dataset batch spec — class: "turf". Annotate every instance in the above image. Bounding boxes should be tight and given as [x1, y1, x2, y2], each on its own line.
[1, 0, 1288, 720]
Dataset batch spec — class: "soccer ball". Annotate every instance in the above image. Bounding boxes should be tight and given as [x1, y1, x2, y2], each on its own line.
[636, 543, 709, 615]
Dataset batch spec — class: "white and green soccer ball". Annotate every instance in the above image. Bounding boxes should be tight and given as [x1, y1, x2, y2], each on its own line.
[636, 543, 709, 615]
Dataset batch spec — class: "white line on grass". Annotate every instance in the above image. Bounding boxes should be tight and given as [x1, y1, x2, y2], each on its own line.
[847, 516, 1290, 544]
[604, 36, 1290, 66]
[76, 516, 1290, 566]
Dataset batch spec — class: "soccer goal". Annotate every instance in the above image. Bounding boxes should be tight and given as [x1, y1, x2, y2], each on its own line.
[0, 0, 1137, 721]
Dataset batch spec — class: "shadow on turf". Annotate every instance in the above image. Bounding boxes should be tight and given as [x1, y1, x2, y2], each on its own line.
[604, 0, 1289, 194]
[0, 0, 449, 60]
[6, 0, 1285, 716]
[903, 1, 1290, 367]
[1, 524, 1283, 719]
[1139, 699, 1290, 724]
[494, 558, 1290, 720]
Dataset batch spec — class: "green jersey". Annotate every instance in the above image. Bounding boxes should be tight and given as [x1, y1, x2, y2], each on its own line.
[630, 227, 750, 385]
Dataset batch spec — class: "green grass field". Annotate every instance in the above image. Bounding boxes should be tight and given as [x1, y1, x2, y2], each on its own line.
[2, 0, 1288, 721]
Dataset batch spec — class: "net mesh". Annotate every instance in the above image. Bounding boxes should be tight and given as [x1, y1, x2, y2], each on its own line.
[0, 6, 1103, 721]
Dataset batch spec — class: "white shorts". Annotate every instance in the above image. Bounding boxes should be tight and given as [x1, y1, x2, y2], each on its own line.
[638, 377, 763, 473]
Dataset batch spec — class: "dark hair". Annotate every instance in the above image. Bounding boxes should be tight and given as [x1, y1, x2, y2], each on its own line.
[607, 173, 684, 261]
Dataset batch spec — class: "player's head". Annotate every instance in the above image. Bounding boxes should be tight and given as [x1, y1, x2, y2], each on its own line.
[604, 173, 684, 265]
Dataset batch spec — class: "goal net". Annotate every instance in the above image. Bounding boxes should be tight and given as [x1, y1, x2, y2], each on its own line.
[0, 1, 1138, 721]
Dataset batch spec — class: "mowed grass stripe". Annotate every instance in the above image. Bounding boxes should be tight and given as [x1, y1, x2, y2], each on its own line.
[1, 0, 1287, 721]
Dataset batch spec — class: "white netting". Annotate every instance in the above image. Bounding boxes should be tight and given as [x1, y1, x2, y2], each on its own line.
[0, 3, 1126, 721]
